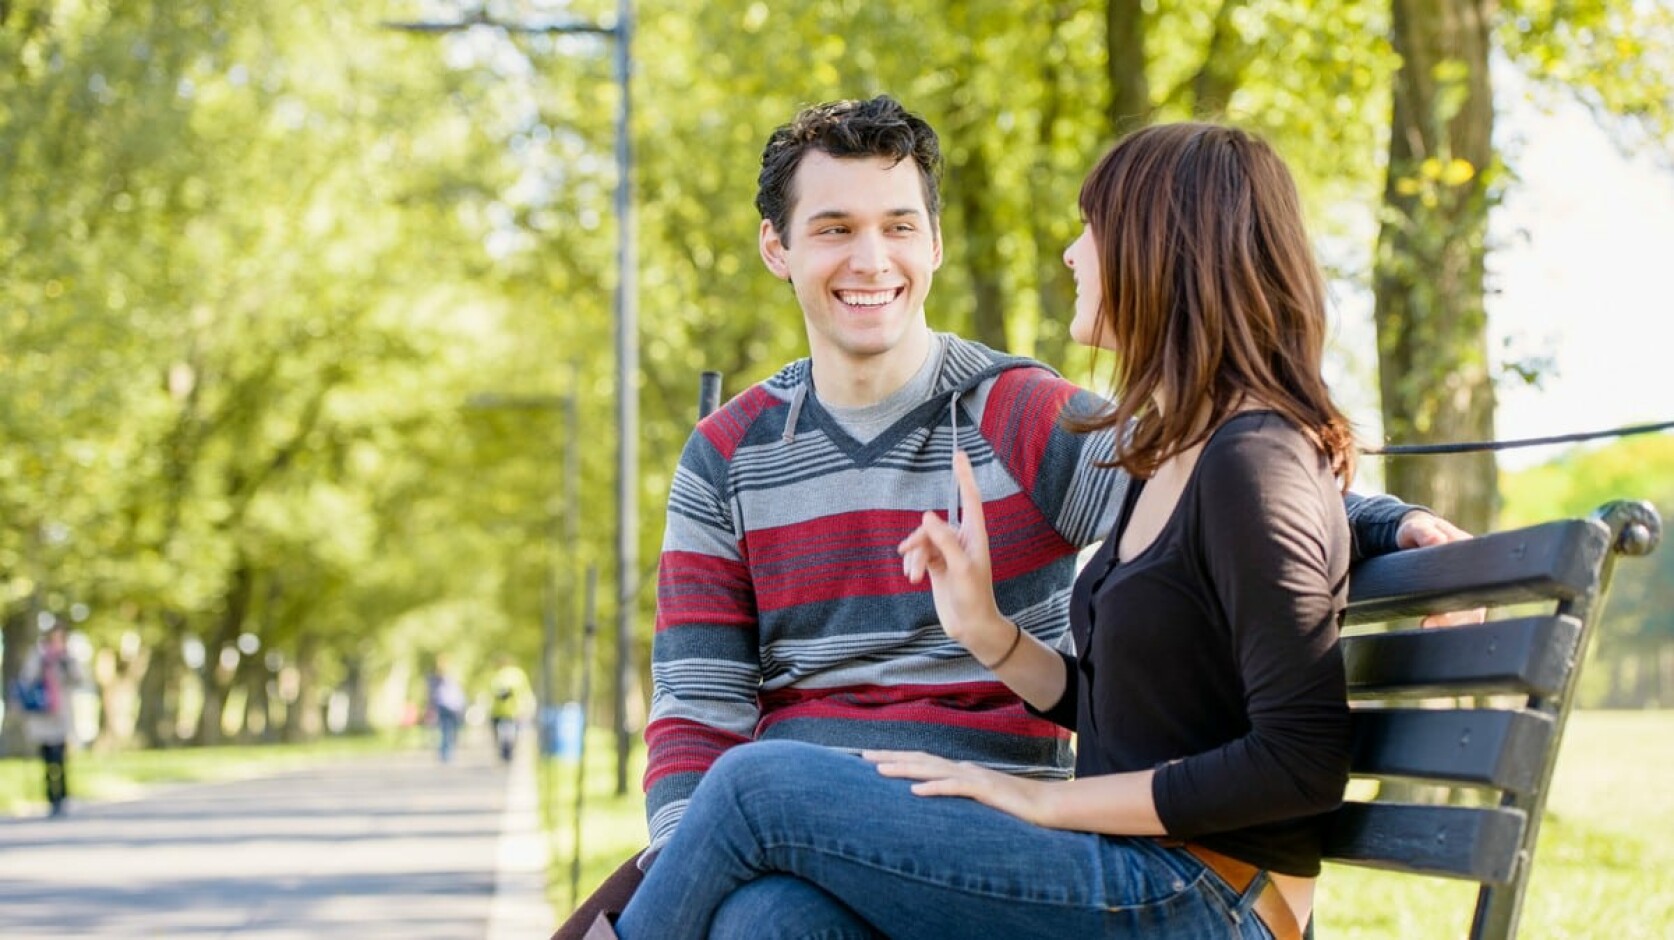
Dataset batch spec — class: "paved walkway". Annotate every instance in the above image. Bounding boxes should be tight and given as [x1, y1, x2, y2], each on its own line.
[0, 743, 553, 939]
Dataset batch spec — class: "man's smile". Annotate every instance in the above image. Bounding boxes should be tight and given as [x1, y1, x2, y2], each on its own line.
[836, 287, 904, 308]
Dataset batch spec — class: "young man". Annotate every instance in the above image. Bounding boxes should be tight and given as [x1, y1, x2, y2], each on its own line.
[554, 95, 1466, 939]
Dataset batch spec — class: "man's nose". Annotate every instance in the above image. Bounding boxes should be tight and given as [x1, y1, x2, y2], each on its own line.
[849, 230, 891, 274]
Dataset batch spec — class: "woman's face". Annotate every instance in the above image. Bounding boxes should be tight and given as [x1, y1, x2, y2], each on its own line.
[1063, 224, 1110, 350]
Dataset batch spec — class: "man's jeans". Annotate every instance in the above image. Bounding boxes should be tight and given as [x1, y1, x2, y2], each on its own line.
[618, 740, 1277, 940]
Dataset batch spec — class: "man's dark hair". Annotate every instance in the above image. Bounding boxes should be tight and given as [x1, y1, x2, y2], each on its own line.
[755, 95, 943, 245]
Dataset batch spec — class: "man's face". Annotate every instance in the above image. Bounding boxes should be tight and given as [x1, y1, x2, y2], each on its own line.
[760, 151, 943, 372]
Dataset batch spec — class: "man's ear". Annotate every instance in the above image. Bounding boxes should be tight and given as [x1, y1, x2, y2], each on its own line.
[760, 219, 790, 280]
[931, 221, 944, 271]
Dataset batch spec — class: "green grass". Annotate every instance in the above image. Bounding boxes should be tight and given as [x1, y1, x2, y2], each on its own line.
[0, 731, 416, 816]
[537, 728, 651, 920]
[1317, 710, 1674, 939]
[543, 712, 1674, 937]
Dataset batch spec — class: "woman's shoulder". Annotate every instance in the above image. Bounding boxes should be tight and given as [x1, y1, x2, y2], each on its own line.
[1201, 410, 1322, 464]
[1194, 411, 1336, 507]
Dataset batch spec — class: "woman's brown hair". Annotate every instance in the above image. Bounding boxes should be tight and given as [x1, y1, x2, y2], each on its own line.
[1066, 122, 1356, 488]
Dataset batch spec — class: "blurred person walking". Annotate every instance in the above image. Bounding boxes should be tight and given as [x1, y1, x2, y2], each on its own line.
[425, 655, 467, 764]
[12, 624, 83, 817]
[487, 656, 534, 764]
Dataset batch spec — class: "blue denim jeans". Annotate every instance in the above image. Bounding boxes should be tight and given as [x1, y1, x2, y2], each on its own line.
[618, 740, 1277, 940]
[436, 709, 460, 763]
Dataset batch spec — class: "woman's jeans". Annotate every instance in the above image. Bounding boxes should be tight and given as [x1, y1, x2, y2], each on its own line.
[618, 740, 1277, 940]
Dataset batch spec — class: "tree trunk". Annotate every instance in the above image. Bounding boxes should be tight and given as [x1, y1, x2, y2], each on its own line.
[194, 562, 255, 745]
[343, 652, 372, 735]
[235, 648, 269, 742]
[1, 607, 33, 757]
[1659, 642, 1674, 709]
[1373, 0, 1499, 538]
[943, 0, 1008, 351]
[282, 638, 321, 743]
[135, 612, 188, 748]
[1106, 0, 1150, 133]
[1028, 4, 1079, 370]
[953, 139, 1009, 351]
[96, 640, 148, 748]
[1188, 0, 1254, 115]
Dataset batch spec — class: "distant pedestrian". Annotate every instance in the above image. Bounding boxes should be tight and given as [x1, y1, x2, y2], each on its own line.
[425, 655, 467, 764]
[487, 656, 534, 765]
[14, 624, 83, 817]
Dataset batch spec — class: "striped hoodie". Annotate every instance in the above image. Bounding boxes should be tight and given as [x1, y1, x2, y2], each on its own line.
[644, 333, 1410, 853]
[645, 334, 1119, 853]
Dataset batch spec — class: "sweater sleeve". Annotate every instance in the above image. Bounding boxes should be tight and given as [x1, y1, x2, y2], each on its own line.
[1343, 492, 1425, 562]
[642, 427, 761, 854]
[1152, 425, 1353, 837]
[976, 368, 1128, 550]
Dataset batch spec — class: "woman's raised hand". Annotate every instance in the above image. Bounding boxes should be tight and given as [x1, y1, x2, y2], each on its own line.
[898, 451, 1015, 661]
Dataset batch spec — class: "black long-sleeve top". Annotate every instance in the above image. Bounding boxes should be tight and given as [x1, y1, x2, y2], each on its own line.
[1032, 411, 1353, 876]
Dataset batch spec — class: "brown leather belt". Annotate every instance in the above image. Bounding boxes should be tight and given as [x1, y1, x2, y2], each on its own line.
[1161, 840, 1303, 940]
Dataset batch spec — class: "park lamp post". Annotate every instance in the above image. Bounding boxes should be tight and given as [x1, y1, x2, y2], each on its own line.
[387, 0, 640, 796]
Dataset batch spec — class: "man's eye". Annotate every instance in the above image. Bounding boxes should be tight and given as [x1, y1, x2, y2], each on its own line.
[817, 226, 848, 236]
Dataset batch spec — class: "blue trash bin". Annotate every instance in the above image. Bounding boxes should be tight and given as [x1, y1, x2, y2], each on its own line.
[555, 702, 585, 761]
[538, 706, 562, 757]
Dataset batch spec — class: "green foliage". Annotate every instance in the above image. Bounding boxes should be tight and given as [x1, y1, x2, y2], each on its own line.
[1501, 435, 1674, 706]
[3, 0, 1671, 746]
[1501, 0, 1674, 155]
[540, 727, 649, 916]
[1501, 433, 1674, 526]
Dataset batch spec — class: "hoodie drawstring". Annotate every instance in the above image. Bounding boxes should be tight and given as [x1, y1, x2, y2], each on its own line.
[947, 390, 962, 528]
[783, 383, 808, 444]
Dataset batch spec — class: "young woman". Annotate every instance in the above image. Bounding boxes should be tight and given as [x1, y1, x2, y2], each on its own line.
[615, 122, 1356, 940]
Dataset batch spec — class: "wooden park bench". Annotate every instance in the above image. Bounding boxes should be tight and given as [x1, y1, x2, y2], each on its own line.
[1325, 498, 1663, 938]
[690, 371, 1663, 938]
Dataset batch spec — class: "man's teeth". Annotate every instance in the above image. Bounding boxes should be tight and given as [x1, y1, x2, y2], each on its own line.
[838, 290, 896, 307]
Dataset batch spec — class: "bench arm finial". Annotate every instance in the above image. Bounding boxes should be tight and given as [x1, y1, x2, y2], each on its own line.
[1591, 500, 1662, 557]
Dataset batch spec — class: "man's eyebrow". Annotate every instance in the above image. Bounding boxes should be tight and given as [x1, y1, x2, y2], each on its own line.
[802, 207, 925, 224]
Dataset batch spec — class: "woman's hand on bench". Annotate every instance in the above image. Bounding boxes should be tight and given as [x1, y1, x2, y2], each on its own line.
[1396, 510, 1489, 627]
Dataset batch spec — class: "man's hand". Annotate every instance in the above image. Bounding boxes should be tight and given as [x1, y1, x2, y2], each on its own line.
[1396, 510, 1472, 550]
[1396, 511, 1487, 627]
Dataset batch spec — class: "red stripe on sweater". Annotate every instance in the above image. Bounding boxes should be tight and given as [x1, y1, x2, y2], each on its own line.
[698, 386, 777, 461]
[643, 717, 751, 790]
[748, 498, 1073, 612]
[657, 551, 756, 631]
[757, 681, 1068, 740]
[980, 369, 1076, 493]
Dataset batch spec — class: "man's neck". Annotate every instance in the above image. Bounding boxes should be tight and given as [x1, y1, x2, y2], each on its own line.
[810, 328, 935, 408]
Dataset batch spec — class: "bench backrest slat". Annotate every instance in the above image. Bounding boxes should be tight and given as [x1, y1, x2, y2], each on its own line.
[1345, 519, 1608, 624]
[1323, 803, 1528, 883]
[1347, 709, 1554, 793]
[1341, 616, 1582, 699]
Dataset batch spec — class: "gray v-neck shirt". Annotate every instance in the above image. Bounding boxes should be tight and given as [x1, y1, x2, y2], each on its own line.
[819, 332, 948, 444]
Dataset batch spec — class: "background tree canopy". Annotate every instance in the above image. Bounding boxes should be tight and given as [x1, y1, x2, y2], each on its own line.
[3, 0, 1670, 755]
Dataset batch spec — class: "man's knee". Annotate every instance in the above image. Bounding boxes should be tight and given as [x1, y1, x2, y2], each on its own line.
[710, 875, 879, 940]
[707, 740, 844, 798]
